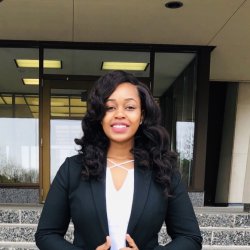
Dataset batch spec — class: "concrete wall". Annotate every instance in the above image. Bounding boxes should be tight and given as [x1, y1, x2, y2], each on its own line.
[228, 83, 250, 204]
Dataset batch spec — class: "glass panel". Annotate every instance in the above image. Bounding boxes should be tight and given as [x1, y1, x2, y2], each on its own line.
[51, 113, 69, 118]
[50, 89, 83, 182]
[0, 47, 39, 184]
[3, 96, 12, 105]
[0, 95, 12, 118]
[70, 113, 85, 118]
[71, 98, 86, 107]
[51, 106, 69, 114]
[0, 97, 4, 104]
[25, 95, 39, 118]
[71, 106, 86, 114]
[51, 97, 69, 107]
[0, 118, 39, 183]
[174, 59, 197, 187]
[26, 97, 39, 106]
[15, 97, 26, 105]
[29, 106, 39, 113]
[15, 95, 33, 118]
[155, 52, 197, 188]
[32, 113, 39, 119]
[0, 95, 39, 183]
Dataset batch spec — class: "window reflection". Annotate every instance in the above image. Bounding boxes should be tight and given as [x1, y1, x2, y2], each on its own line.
[176, 121, 195, 186]
[50, 120, 82, 181]
[0, 94, 39, 184]
[50, 95, 87, 119]
[50, 91, 83, 182]
[174, 59, 197, 187]
[158, 55, 197, 188]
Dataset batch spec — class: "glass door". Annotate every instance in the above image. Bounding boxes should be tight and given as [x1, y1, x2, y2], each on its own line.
[40, 79, 91, 202]
[50, 89, 84, 181]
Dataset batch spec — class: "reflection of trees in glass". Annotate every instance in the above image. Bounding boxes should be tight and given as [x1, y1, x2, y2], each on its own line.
[179, 158, 192, 188]
[176, 122, 194, 187]
[176, 122, 194, 161]
[0, 149, 38, 184]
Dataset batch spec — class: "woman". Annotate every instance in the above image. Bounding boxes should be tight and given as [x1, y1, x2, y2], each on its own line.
[35, 70, 202, 250]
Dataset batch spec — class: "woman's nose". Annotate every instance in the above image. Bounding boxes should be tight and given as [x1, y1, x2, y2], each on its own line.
[115, 107, 125, 118]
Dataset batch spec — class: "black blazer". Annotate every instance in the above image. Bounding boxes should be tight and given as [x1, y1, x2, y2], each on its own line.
[35, 155, 202, 250]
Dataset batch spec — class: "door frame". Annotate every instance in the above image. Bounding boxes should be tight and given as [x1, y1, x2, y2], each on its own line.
[39, 76, 97, 202]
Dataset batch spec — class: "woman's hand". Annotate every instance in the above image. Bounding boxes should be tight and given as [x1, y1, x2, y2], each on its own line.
[120, 234, 139, 250]
[96, 236, 111, 250]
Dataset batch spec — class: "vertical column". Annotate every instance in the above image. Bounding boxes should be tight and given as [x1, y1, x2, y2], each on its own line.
[243, 137, 250, 212]
[228, 83, 250, 205]
[192, 48, 212, 192]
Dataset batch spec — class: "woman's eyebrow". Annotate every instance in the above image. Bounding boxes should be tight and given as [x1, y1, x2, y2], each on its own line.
[124, 98, 137, 101]
[105, 98, 116, 102]
[106, 98, 137, 101]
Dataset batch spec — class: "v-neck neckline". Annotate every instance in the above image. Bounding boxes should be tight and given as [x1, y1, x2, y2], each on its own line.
[107, 167, 134, 192]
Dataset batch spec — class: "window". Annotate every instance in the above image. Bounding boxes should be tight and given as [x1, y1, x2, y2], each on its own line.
[0, 94, 39, 184]
[0, 47, 39, 185]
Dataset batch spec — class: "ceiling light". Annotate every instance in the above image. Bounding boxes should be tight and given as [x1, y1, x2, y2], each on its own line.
[15, 97, 26, 104]
[165, 1, 183, 9]
[102, 62, 148, 71]
[2, 96, 12, 104]
[15, 59, 62, 68]
[23, 78, 39, 85]
[51, 113, 69, 117]
[25, 97, 39, 105]
[32, 113, 39, 118]
[0, 97, 4, 104]
[51, 98, 69, 107]
[29, 106, 39, 112]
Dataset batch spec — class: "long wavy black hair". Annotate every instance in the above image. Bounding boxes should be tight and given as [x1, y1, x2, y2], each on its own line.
[75, 70, 177, 196]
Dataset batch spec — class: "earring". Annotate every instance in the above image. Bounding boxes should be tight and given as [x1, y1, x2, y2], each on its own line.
[140, 120, 143, 125]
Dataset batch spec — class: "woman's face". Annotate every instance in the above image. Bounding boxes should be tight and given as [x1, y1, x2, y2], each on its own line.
[102, 82, 142, 146]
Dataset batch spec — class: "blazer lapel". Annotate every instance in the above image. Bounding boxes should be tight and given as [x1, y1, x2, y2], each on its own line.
[127, 166, 152, 235]
[90, 174, 109, 237]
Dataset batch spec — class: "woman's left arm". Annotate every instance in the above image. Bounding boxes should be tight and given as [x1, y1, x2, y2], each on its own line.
[155, 171, 202, 250]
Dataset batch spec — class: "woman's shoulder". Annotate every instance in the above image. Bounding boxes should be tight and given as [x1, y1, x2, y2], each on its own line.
[55, 154, 84, 191]
[59, 154, 83, 176]
[67, 153, 83, 165]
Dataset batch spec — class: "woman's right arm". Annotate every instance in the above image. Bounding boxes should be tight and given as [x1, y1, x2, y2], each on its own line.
[154, 171, 202, 250]
[35, 158, 82, 250]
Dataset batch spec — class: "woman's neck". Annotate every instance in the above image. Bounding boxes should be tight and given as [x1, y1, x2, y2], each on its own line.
[107, 141, 133, 161]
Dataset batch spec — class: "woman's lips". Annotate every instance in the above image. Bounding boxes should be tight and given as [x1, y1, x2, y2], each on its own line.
[111, 123, 129, 133]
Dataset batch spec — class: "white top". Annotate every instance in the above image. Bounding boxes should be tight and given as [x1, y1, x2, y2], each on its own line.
[106, 167, 134, 250]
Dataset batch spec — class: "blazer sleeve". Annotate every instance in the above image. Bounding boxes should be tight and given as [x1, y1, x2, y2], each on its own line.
[155, 171, 202, 250]
[35, 158, 82, 250]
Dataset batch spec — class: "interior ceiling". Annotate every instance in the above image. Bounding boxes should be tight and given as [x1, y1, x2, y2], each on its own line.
[0, 0, 249, 91]
[0, 47, 196, 96]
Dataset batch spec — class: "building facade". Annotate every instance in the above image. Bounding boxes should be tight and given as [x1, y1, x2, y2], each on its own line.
[0, 1, 250, 210]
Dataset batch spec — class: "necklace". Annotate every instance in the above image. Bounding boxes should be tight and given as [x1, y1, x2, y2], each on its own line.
[107, 158, 134, 171]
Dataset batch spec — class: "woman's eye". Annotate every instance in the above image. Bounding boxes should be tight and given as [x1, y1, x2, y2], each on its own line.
[126, 106, 136, 110]
[105, 106, 115, 111]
